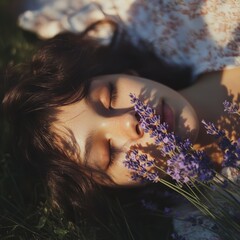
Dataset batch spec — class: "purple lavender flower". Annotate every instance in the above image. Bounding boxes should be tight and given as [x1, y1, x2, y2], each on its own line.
[223, 148, 240, 168]
[223, 100, 240, 115]
[178, 138, 192, 152]
[126, 94, 216, 184]
[201, 120, 224, 136]
[126, 95, 240, 238]
[236, 138, 240, 154]
[145, 171, 160, 182]
[166, 153, 191, 183]
[196, 151, 215, 182]
[219, 136, 234, 151]
[130, 93, 161, 132]
[166, 151, 214, 183]
[124, 149, 159, 183]
[202, 120, 240, 168]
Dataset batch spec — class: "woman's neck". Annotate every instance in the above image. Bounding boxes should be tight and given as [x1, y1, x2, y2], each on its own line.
[180, 67, 240, 149]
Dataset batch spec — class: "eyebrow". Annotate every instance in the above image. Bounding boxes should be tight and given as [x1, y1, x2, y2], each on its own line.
[84, 130, 95, 165]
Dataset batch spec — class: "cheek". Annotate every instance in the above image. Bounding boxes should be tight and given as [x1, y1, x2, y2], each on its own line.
[106, 145, 160, 186]
[115, 79, 147, 107]
[115, 78, 167, 110]
[107, 155, 142, 186]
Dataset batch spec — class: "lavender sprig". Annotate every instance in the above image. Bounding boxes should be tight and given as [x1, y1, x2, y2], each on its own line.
[124, 149, 159, 182]
[126, 94, 215, 185]
[124, 94, 240, 239]
[223, 100, 240, 115]
[202, 120, 240, 168]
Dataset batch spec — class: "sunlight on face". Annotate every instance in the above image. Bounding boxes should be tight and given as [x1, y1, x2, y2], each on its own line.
[55, 74, 199, 186]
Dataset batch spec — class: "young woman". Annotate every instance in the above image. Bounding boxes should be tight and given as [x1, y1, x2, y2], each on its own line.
[2, 31, 240, 237]
[2, 32, 195, 208]
[2, 1, 240, 238]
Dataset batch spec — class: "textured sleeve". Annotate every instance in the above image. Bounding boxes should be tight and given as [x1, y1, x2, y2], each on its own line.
[171, 202, 222, 240]
[118, 0, 240, 78]
[18, 0, 240, 77]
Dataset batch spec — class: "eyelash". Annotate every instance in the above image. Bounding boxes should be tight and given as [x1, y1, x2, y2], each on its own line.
[108, 140, 118, 167]
[109, 82, 118, 108]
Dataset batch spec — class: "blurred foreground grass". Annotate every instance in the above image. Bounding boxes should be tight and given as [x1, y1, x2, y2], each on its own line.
[0, 0, 45, 238]
[0, 1, 173, 239]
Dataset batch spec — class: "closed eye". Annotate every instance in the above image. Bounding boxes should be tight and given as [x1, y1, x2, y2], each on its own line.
[108, 139, 120, 167]
[109, 82, 118, 108]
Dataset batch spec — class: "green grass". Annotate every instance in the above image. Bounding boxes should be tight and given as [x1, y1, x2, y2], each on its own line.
[0, 2, 43, 238]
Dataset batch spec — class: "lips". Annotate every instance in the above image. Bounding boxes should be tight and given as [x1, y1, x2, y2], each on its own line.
[134, 99, 175, 134]
[157, 100, 175, 132]
[136, 123, 144, 136]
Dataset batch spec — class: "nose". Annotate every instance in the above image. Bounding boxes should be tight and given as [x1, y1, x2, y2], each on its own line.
[103, 110, 144, 141]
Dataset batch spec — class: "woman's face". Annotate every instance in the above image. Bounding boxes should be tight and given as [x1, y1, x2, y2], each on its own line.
[56, 74, 199, 186]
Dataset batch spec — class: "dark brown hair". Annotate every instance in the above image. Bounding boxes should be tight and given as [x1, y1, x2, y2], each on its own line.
[2, 23, 192, 219]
